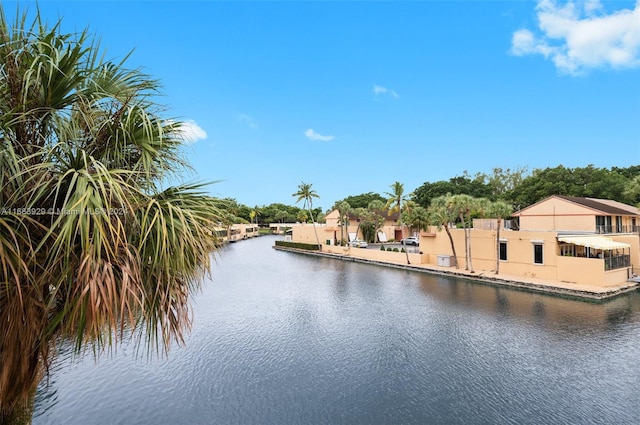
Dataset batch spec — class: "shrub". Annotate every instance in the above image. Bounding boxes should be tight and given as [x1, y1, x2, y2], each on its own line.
[380, 245, 385, 251]
[387, 247, 393, 251]
[275, 241, 321, 251]
[401, 248, 406, 253]
[393, 248, 399, 252]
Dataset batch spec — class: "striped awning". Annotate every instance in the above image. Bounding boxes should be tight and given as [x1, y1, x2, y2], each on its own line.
[557, 236, 630, 250]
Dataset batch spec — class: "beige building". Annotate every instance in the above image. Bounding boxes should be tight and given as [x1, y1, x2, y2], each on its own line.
[289, 196, 640, 290]
[214, 223, 260, 242]
[324, 208, 404, 243]
[421, 195, 639, 287]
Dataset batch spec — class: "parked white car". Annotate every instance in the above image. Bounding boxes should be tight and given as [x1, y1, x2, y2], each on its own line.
[349, 239, 369, 248]
[401, 236, 419, 246]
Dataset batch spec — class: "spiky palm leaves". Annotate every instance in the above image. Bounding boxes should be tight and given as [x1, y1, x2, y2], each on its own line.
[0, 8, 223, 419]
[292, 182, 321, 249]
[385, 181, 410, 264]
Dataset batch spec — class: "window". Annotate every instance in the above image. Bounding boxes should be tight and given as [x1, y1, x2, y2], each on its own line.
[596, 216, 613, 233]
[533, 243, 543, 264]
[499, 242, 507, 261]
[560, 244, 575, 256]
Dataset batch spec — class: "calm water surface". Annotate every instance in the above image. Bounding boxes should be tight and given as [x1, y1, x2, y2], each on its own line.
[34, 235, 640, 424]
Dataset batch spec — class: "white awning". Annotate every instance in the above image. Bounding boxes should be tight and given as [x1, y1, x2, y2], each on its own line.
[557, 236, 630, 250]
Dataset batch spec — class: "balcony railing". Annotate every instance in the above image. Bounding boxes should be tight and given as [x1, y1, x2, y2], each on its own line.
[605, 255, 631, 271]
[596, 225, 640, 234]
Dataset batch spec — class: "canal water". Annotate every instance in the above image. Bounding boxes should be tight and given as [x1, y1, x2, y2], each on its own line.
[34, 235, 640, 424]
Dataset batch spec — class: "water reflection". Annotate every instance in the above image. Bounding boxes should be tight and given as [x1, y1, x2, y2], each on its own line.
[415, 273, 640, 333]
[34, 236, 640, 425]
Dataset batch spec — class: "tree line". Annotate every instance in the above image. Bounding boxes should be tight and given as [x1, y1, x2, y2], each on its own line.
[412, 165, 640, 210]
[223, 164, 640, 228]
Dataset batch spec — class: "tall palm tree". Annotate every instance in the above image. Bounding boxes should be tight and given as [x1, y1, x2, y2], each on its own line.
[334, 201, 351, 245]
[352, 207, 367, 242]
[367, 199, 385, 243]
[450, 194, 474, 271]
[0, 9, 224, 423]
[292, 182, 321, 249]
[385, 181, 411, 264]
[249, 205, 261, 227]
[404, 205, 430, 237]
[429, 195, 460, 269]
[489, 201, 513, 275]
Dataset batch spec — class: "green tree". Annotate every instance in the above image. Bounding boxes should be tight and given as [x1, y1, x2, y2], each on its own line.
[292, 182, 321, 249]
[403, 205, 431, 236]
[367, 199, 386, 243]
[249, 205, 261, 226]
[274, 209, 288, 223]
[623, 175, 640, 206]
[334, 201, 351, 246]
[475, 166, 529, 199]
[335, 192, 385, 209]
[385, 181, 411, 264]
[259, 203, 299, 224]
[412, 173, 493, 207]
[0, 9, 224, 423]
[505, 165, 634, 208]
[352, 207, 368, 242]
[296, 210, 308, 223]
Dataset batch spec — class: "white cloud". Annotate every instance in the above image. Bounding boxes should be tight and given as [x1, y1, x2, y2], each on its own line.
[373, 84, 399, 98]
[510, 0, 640, 74]
[304, 128, 335, 142]
[236, 113, 257, 128]
[178, 120, 207, 144]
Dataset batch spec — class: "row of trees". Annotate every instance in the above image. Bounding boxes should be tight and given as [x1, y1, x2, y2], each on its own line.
[412, 165, 640, 209]
[220, 165, 639, 232]
[331, 185, 513, 271]
[217, 198, 323, 226]
[213, 165, 640, 234]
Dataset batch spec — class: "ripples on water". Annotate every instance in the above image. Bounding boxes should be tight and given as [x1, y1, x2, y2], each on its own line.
[34, 236, 640, 424]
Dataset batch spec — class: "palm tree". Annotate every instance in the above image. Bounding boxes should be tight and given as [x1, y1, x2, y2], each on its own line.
[385, 181, 411, 264]
[471, 197, 492, 273]
[0, 9, 224, 423]
[367, 199, 386, 243]
[334, 201, 351, 246]
[250, 205, 261, 227]
[274, 210, 287, 224]
[404, 205, 430, 237]
[352, 207, 367, 242]
[429, 195, 460, 269]
[489, 201, 513, 275]
[450, 194, 474, 271]
[292, 182, 321, 249]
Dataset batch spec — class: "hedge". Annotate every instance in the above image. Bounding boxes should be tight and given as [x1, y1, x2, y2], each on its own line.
[275, 240, 321, 251]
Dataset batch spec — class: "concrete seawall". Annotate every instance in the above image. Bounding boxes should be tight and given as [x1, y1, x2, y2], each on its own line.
[273, 245, 639, 301]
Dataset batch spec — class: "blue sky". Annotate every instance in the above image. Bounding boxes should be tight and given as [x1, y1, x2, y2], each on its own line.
[9, 0, 640, 211]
